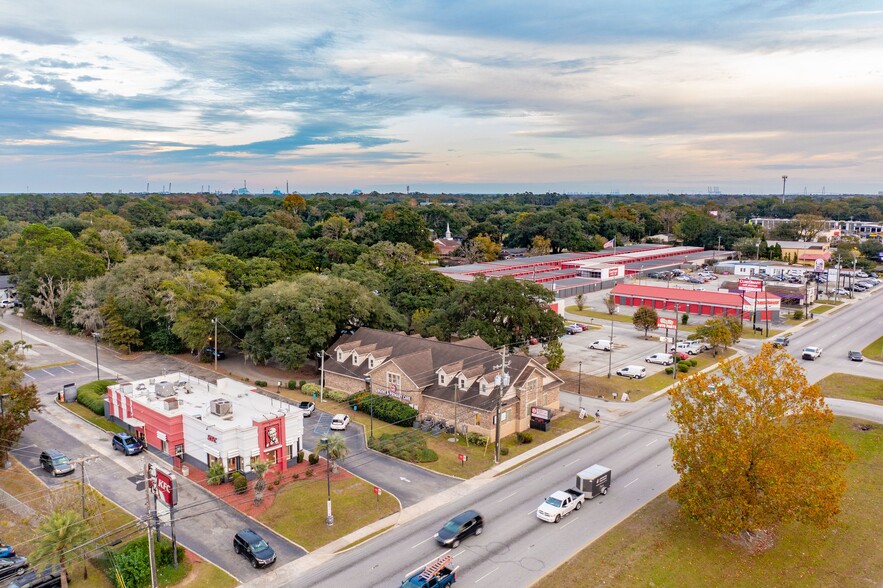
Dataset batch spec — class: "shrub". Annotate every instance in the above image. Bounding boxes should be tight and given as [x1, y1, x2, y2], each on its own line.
[302, 383, 320, 396]
[500, 447, 509, 456]
[323, 388, 350, 402]
[681, 313, 689, 325]
[665, 367, 674, 374]
[305, 468, 314, 477]
[367, 430, 438, 463]
[75, 379, 115, 416]
[297, 450, 304, 464]
[273, 479, 280, 487]
[292, 472, 300, 479]
[232, 473, 248, 494]
[467, 432, 488, 445]
[255, 380, 268, 387]
[308, 452, 320, 465]
[688, 359, 698, 367]
[416, 448, 438, 463]
[287, 380, 298, 390]
[299, 380, 306, 389]
[678, 363, 689, 373]
[516, 431, 533, 444]
[793, 309, 804, 320]
[206, 461, 225, 486]
[347, 391, 418, 428]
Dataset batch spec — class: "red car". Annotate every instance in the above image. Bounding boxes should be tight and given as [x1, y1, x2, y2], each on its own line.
[670, 351, 690, 361]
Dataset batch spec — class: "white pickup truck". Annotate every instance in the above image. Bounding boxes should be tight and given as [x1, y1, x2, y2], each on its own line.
[801, 346, 823, 360]
[536, 464, 612, 523]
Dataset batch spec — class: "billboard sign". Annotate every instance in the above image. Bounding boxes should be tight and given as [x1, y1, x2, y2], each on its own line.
[148, 464, 178, 507]
[608, 267, 620, 278]
[657, 317, 677, 329]
[530, 406, 552, 421]
[738, 278, 763, 292]
[813, 259, 825, 272]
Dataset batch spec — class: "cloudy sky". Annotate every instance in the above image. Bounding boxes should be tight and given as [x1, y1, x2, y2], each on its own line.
[1, 1, 882, 195]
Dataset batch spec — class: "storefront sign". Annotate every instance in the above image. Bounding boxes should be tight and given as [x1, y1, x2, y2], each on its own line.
[207, 435, 218, 443]
[738, 278, 763, 292]
[530, 406, 552, 422]
[608, 267, 620, 277]
[376, 387, 412, 402]
[148, 464, 178, 507]
[657, 317, 677, 329]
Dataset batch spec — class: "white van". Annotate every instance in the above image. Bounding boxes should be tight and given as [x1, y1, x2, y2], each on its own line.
[645, 353, 675, 365]
[588, 339, 612, 351]
[673, 341, 701, 355]
[615, 365, 647, 379]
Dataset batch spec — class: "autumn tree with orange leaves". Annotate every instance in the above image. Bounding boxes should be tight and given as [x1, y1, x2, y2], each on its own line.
[668, 343, 853, 551]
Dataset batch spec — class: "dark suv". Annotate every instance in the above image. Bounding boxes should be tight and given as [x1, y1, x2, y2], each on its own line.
[7, 565, 67, 588]
[233, 529, 276, 568]
[111, 433, 143, 456]
[39, 450, 74, 477]
[435, 510, 484, 548]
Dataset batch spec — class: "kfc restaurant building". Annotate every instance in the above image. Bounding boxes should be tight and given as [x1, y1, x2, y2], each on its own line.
[105, 373, 304, 475]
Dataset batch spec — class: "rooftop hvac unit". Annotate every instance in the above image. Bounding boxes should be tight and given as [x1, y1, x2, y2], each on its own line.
[210, 398, 232, 416]
[163, 397, 179, 410]
[155, 381, 176, 398]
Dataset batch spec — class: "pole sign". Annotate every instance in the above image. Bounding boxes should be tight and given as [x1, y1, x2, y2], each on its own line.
[530, 406, 552, 422]
[148, 464, 178, 507]
[373, 486, 382, 496]
[738, 278, 763, 292]
[657, 317, 677, 329]
[458, 453, 468, 463]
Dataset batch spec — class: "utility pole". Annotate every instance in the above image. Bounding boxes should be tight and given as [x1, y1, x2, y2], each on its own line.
[319, 351, 325, 402]
[606, 320, 614, 379]
[577, 361, 583, 409]
[213, 318, 219, 371]
[74, 455, 98, 580]
[144, 460, 159, 588]
[672, 303, 679, 381]
[91, 332, 101, 380]
[494, 346, 510, 464]
[782, 175, 788, 204]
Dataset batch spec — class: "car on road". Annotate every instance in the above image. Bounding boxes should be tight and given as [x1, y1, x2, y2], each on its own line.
[564, 325, 581, 335]
[833, 288, 848, 296]
[111, 433, 143, 456]
[0, 556, 29, 582]
[233, 529, 276, 569]
[402, 555, 458, 588]
[201, 347, 226, 360]
[615, 365, 647, 379]
[330, 414, 350, 430]
[771, 335, 790, 348]
[847, 351, 864, 362]
[588, 339, 612, 351]
[39, 450, 75, 477]
[645, 353, 675, 365]
[801, 346, 823, 360]
[435, 510, 484, 548]
[297, 401, 315, 417]
[0, 299, 20, 308]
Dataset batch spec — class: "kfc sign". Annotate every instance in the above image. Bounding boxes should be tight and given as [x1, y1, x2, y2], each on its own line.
[149, 464, 178, 507]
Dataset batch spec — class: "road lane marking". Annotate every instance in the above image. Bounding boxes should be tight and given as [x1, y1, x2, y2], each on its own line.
[400, 476, 411, 483]
[563, 458, 580, 468]
[645, 439, 658, 447]
[495, 491, 517, 503]
[474, 567, 499, 583]
[59, 366, 74, 373]
[24, 373, 35, 380]
[526, 507, 537, 515]
[624, 478, 639, 488]
[560, 518, 577, 529]
[410, 536, 434, 549]
[452, 549, 465, 558]
[42, 369, 55, 376]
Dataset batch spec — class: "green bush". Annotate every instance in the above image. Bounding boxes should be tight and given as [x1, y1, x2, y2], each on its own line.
[677, 362, 689, 373]
[500, 447, 510, 456]
[297, 450, 304, 464]
[347, 391, 418, 428]
[299, 380, 306, 389]
[287, 380, 298, 390]
[308, 452, 320, 465]
[305, 468, 314, 477]
[206, 462, 225, 486]
[516, 431, 533, 444]
[110, 535, 181, 588]
[688, 359, 698, 367]
[76, 379, 115, 416]
[793, 309, 804, 320]
[467, 432, 488, 445]
[232, 473, 248, 494]
[368, 430, 438, 463]
[255, 380, 268, 387]
[665, 367, 674, 374]
[302, 383, 320, 396]
[681, 313, 689, 325]
[323, 388, 350, 402]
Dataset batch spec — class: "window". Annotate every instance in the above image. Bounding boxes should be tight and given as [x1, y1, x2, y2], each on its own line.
[336, 349, 343, 361]
[387, 372, 401, 390]
[368, 358, 374, 368]
[458, 376, 467, 390]
[352, 352, 359, 365]
[438, 373, 446, 385]
[287, 445, 294, 460]
[160, 439, 168, 454]
[174, 444, 184, 457]
[502, 410, 509, 422]
[479, 381, 488, 394]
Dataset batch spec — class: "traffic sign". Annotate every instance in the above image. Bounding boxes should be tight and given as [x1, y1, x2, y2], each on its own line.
[659, 336, 673, 343]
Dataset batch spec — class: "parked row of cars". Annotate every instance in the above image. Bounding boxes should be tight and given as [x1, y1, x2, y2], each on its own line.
[0, 540, 68, 588]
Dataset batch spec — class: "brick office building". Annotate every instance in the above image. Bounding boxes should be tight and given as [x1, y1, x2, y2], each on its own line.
[323, 328, 564, 441]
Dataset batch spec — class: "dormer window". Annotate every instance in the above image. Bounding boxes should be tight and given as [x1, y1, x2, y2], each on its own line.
[336, 349, 343, 361]
[438, 373, 446, 385]
[458, 376, 467, 390]
[369, 358, 375, 369]
[352, 352, 359, 365]
[479, 381, 487, 394]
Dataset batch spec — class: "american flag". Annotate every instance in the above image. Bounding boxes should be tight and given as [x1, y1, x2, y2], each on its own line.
[603, 238, 615, 249]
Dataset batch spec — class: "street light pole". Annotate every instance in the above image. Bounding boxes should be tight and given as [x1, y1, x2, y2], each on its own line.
[322, 437, 333, 525]
[91, 332, 101, 381]
[365, 376, 373, 439]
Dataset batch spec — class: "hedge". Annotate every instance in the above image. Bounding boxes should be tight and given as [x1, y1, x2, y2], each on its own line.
[76, 379, 115, 416]
[347, 391, 418, 428]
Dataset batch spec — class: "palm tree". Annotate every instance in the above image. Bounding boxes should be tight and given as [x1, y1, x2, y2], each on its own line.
[252, 459, 269, 506]
[326, 433, 349, 475]
[30, 509, 91, 569]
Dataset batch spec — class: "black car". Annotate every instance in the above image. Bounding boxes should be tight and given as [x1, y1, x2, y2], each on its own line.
[202, 347, 227, 360]
[233, 529, 276, 568]
[847, 351, 864, 362]
[0, 557, 29, 582]
[771, 336, 790, 348]
[435, 510, 484, 548]
[7, 565, 67, 588]
[39, 450, 75, 477]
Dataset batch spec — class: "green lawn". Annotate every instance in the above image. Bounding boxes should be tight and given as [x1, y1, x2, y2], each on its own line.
[58, 400, 126, 433]
[537, 417, 883, 588]
[862, 335, 883, 362]
[560, 350, 734, 402]
[815, 299, 844, 306]
[258, 474, 400, 551]
[812, 305, 834, 314]
[816, 373, 883, 406]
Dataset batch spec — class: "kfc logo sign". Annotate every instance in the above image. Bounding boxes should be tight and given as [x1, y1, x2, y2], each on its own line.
[149, 464, 178, 507]
[265, 425, 280, 448]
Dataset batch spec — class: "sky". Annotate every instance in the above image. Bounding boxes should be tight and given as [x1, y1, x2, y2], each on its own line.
[1, 1, 882, 196]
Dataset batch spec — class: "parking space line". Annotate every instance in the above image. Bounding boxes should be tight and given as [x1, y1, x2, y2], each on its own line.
[59, 365, 74, 373]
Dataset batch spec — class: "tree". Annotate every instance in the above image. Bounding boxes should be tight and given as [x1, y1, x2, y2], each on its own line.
[325, 433, 349, 474]
[668, 344, 853, 552]
[632, 305, 658, 338]
[321, 215, 352, 239]
[604, 295, 617, 315]
[791, 214, 827, 242]
[162, 269, 236, 352]
[282, 193, 307, 214]
[31, 275, 74, 326]
[252, 459, 269, 506]
[542, 338, 564, 371]
[0, 342, 42, 467]
[528, 235, 552, 256]
[459, 235, 501, 262]
[694, 316, 739, 356]
[29, 509, 90, 568]
[574, 293, 586, 311]
[377, 206, 433, 253]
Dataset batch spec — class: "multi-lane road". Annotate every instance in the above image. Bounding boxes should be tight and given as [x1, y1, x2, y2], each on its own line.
[258, 290, 883, 587]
